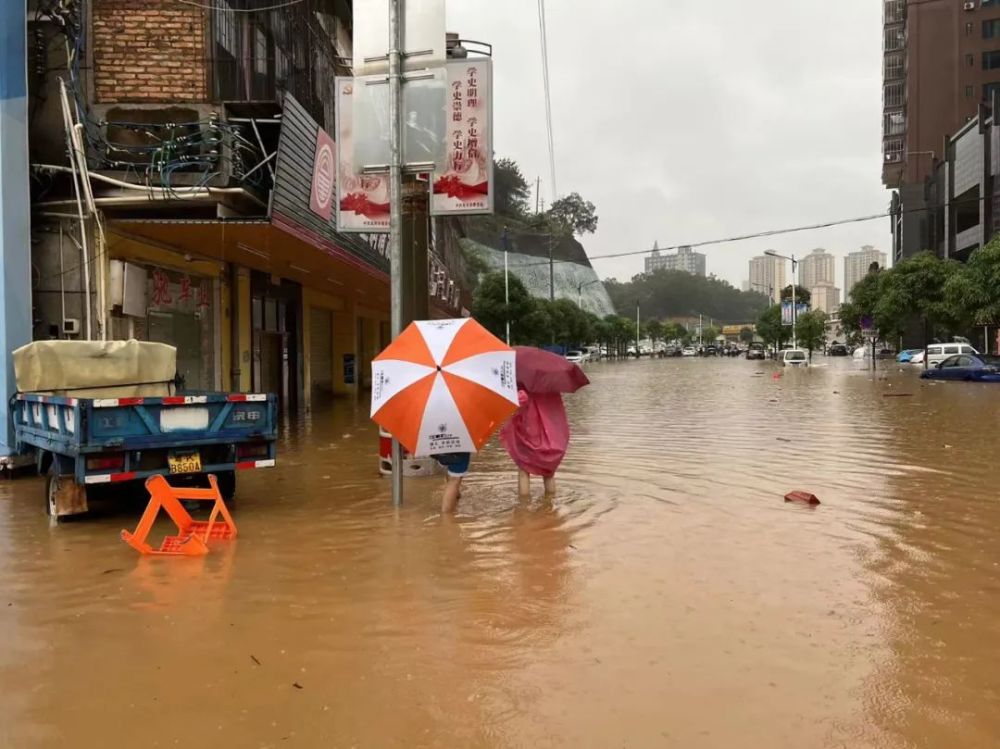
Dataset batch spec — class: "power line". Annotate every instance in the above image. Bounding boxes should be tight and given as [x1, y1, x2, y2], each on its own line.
[174, 0, 305, 11]
[537, 0, 558, 202]
[508, 193, 989, 270]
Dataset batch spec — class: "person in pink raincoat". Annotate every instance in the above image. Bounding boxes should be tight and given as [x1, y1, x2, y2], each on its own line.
[500, 387, 570, 496]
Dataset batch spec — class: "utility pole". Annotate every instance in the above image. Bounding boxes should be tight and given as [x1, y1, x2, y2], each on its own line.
[636, 303, 640, 358]
[548, 234, 555, 301]
[502, 226, 510, 344]
[535, 176, 541, 214]
[388, 0, 404, 507]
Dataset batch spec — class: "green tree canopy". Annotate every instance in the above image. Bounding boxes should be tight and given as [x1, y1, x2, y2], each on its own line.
[780, 285, 811, 304]
[945, 236, 1000, 326]
[471, 272, 533, 343]
[494, 157, 531, 218]
[756, 304, 787, 350]
[605, 269, 768, 323]
[795, 310, 828, 354]
[644, 318, 665, 342]
[546, 192, 598, 235]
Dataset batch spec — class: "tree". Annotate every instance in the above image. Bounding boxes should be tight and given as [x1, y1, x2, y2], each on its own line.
[604, 269, 768, 323]
[701, 325, 720, 344]
[494, 157, 531, 218]
[739, 327, 755, 344]
[780, 285, 811, 304]
[945, 236, 1000, 328]
[471, 272, 534, 343]
[663, 321, 687, 343]
[546, 192, 598, 235]
[795, 310, 828, 356]
[644, 318, 665, 343]
[756, 304, 786, 352]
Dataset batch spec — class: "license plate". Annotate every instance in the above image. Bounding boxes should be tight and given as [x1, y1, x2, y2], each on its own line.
[168, 451, 202, 475]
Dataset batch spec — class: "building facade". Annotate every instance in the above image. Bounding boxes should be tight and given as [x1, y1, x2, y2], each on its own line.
[844, 246, 888, 299]
[798, 248, 835, 291]
[25, 0, 471, 413]
[809, 282, 841, 315]
[748, 254, 786, 304]
[882, 0, 1000, 260]
[645, 245, 706, 276]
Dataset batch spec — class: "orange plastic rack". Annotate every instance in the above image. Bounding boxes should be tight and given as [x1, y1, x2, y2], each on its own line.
[121, 474, 238, 556]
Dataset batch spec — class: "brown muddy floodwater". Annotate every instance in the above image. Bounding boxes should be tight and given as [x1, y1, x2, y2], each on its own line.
[2, 357, 1000, 748]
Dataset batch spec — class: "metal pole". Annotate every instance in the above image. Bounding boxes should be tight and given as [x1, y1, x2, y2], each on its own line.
[548, 234, 555, 301]
[388, 0, 404, 507]
[636, 303, 640, 357]
[791, 256, 797, 349]
[502, 227, 510, 344]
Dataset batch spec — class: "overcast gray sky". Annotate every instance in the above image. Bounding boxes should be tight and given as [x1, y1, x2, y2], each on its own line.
[449, 0, 886, 292]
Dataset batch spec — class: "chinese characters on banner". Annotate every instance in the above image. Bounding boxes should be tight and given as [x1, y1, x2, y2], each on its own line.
[431, 60, 493, 216]
[335, 78, 390, 233]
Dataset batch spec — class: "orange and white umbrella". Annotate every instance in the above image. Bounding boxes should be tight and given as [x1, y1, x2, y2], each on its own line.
[371, 318, 519, 456]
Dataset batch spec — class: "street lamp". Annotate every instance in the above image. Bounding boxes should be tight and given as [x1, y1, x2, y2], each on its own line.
[576, 279, 600, 307]
[501, 227, 510, 344]
[764, 250, 798, 349]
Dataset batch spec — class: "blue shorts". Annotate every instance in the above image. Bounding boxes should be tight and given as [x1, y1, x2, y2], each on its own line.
[434, 452, 470, 477]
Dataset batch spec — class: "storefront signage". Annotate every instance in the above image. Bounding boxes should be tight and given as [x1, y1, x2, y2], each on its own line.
[309, 128, 336, 221]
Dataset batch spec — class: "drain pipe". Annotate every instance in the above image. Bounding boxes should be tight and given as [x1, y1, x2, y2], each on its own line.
[58, 80, 92, 340]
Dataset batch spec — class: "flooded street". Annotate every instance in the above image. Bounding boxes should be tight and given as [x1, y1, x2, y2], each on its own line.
[3, 357, 1000, 748]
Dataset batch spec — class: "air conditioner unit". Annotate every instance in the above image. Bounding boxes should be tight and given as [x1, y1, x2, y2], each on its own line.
[964, 1, 976, 10]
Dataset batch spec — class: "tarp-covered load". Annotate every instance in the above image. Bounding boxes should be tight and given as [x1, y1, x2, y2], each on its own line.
[13, 340, 177, 398]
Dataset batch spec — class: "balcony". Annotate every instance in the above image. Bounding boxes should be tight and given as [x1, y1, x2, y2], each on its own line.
[884, 0, 905, 25]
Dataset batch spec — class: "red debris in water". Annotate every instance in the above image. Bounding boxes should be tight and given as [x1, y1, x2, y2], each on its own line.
[784, 491, 820, 506]
[772, 372, 782, 379]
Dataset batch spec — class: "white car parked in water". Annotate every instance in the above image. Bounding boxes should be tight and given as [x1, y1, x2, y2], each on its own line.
[780, 349, 809, 367]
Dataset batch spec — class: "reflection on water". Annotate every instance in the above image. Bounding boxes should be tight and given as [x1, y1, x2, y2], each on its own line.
[2, 358, 1000, 747]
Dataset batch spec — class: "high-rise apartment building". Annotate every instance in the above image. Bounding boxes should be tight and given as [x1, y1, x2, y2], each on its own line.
[844, 246, 888, 299]
[882, 0, 1000, 260]
[748, 254, 787, 304]
[798, 248, 835, 291]
[645, 245, 707, 276]
[810, 283, 842, 315]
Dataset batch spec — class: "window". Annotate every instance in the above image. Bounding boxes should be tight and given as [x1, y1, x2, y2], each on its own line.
[985, 0, 1000, 7]
[984, 81, 1000, 103]
[984, 50, 1000, 70]
[884, 138, 904, 163]
[967, 85, 975, 97]
[986, 20, 1000, 38]
[941, 356, 962, 368]
[884, 82, 905, 108]
[884, 111, 906, 135]
[884, 26, 905, 51]
[967, 54, 976, 67]
[884, 0, 905, 24]
[885, 54, 904, 80]
[968, 22, 975, 36]
[944, 345, 960, 355]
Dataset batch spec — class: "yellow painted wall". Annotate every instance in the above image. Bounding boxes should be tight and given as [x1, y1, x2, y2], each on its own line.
[331, 301, 357, 397]
[236, 268, 252, 392]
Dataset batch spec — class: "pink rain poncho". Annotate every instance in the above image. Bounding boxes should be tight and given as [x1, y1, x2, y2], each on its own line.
[499, 389, 569, 477]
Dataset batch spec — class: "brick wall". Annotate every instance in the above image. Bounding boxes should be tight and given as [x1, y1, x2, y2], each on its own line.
[92, 0, 207, 103]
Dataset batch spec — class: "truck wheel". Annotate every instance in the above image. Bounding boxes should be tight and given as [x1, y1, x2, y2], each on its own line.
[45, 472, 60, 518]
[214, 471, 237, 503]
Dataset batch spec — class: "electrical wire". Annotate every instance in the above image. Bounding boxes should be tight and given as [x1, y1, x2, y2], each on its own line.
[508, 193, 990, 270]
[537, 0, 558, 202]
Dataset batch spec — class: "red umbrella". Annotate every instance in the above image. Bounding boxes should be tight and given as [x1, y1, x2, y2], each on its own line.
[512, 346, 590, 394]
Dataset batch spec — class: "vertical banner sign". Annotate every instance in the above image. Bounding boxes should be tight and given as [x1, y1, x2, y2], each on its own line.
[309, 127, 336, 221]
[431, 60, 494, 216]
[781, 302, 809, 325]
[335, 78, 390, 233]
